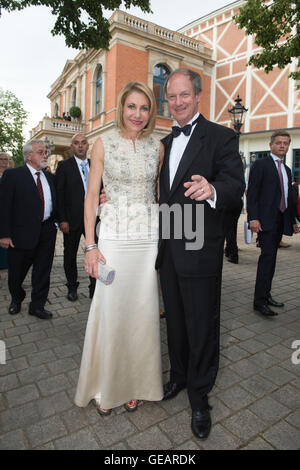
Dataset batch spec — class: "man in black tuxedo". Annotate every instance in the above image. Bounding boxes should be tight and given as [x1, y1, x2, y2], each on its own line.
[0, 140, 57, 319]
[55, 133, 96, 301]
[156, 68, 245, 439]
[247, 131, 299, 317]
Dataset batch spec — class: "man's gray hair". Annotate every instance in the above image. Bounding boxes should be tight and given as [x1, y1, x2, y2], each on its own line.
[23, 140, 46, 161]
[164, 68, 202, 95]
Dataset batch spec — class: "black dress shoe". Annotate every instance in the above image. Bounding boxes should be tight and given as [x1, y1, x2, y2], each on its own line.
[8, 301, 21, 315]
[29, 307, 53, 320]
[67, 290, 78, 301]
[253, 304, 278, 316]
[227, 255, 238, 264]
[267, 295, 284, 308]
[163, 382, 186, 400]
[191, 409, 212, 439]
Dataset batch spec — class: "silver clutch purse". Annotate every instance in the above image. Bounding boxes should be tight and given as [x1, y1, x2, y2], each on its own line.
[98, 261, 115, 285]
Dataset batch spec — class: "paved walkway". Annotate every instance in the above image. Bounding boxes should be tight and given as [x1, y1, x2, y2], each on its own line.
[0, 215, 300, 450]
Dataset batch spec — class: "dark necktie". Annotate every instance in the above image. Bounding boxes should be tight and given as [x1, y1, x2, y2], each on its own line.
[276, 160, 286, 213]
[36, 171, 45, 219]
[172, 115, 200, 138]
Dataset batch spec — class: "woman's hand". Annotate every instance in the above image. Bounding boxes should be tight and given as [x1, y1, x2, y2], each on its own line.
[85, 248, 106, 279]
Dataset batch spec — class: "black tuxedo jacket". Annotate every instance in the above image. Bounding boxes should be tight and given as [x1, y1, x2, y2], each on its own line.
[55, 156, 89, 231]
[247, 156, 295, 235]
[0, 165, 56, 250]
[156, 114, 245, 277]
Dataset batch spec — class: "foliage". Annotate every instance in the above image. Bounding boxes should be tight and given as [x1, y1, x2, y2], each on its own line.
[0, 89, 28, 167]
[69, 106, 81, 119]
[0, 0, 152, 50]
[234, 0, 300, 83]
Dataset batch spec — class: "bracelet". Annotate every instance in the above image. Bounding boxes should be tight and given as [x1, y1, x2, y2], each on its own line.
[84, 244, 98, 253]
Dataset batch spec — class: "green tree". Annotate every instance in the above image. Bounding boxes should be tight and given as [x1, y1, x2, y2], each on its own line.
[0, 89, 28, 167]
[234, 0, 300, 83]
[0, 0, 152, 50]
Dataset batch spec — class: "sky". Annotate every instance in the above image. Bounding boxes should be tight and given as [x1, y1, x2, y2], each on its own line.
[0, 0, 235, 140]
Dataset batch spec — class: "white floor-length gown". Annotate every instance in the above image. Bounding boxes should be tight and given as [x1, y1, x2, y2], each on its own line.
[74, 129, 163, 409]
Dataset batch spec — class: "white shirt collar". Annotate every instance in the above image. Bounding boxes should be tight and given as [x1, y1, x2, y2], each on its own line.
[175, 112, 200, 128]
[74, 155, 88, 165]
[270, 153, 285, 163]
[26, 163, 44, 176]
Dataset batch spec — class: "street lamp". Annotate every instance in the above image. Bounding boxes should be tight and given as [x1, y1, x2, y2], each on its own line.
[228, 96, 248, 220]
[240, 151, 246, 170]
[44, 137, 55, 157]
[228, 95, 248, 138]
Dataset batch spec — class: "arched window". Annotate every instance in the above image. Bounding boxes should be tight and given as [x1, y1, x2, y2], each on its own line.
[95, 66, 103, 115]
[72, 88, 76, 107]
[153, 64, 170, 117]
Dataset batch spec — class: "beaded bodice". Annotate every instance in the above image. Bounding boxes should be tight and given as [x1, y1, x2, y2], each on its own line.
[100, 129, 160, 239]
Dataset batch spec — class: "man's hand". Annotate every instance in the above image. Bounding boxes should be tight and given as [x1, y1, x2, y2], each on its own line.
[293, 224, 300, 234]
[249, 220, 262, 233]
[99, 188, 107, 206]
[59, 222, 70, 234]
[183, 175, 214, 201]
[0, 237, 14, 249]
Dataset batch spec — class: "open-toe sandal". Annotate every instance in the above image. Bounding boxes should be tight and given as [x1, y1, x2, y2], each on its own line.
[124, 400, 138, 412]
[93, 399, 112, 416]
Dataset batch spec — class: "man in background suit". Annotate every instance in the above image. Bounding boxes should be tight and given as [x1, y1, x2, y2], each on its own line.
[0, 140, 57, 319]
[224, 198, 243, 264]
[156, 68, 245, 439]
[247, 131, 299, 317]
[55, 133, 96, 301]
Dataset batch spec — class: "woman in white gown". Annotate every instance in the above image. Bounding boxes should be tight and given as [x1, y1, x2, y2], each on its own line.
[74, 82, 164, 415]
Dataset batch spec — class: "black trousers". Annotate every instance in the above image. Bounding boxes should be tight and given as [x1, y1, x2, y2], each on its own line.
[8, 220, 57, 309]
[159, 242, 221, 411]
[224, 199, 243, 257]
[254, 212, 284, 306]
[63, 224, 95, 293]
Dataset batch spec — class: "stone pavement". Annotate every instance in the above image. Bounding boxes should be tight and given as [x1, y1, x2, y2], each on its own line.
[0, 215, 300, 450]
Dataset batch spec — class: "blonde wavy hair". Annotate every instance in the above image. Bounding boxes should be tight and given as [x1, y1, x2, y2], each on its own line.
[116, 81, 157, 137]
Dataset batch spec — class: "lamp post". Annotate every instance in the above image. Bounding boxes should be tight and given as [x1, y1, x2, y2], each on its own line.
[228, 95, 248, 139]
[250, 153, 257, 165]
[228, 95, 248, 220]
[44, 137, 55, 157]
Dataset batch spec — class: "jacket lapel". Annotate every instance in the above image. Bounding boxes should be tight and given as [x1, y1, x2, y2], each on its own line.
[267, 155, 281, 190]
[161, 134, 172, 194]
[168, 117, 206, 201]
[23, 165, 41, 199]
[70, 156, 85, 193]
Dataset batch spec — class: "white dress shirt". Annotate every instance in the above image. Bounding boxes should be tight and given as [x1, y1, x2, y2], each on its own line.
[169, 112, 216, 208]
[270, 153, 288, 209]
[74, 156, 89, 194]
[26, 163, 53, 221]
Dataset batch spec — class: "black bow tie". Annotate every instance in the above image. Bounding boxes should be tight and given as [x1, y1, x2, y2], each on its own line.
[172, 115, 200, 138]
